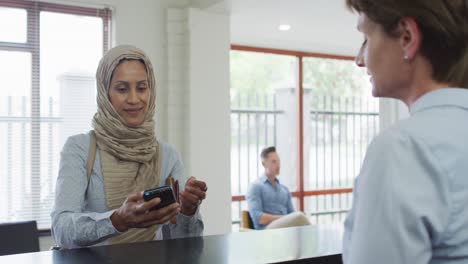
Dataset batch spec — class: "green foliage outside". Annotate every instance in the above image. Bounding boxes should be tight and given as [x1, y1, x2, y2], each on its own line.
[230, 50, 373, 110]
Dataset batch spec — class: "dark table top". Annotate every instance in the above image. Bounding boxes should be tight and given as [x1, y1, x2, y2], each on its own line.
[1, 225, 343, 264]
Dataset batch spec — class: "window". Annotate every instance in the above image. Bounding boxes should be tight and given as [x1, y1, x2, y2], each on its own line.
[230, 50, 298, 228]
[0, 1, 110, 230]
[302, 57, 379, 224]
[230, 46, 379, 229]
[0, 7, 27, 42]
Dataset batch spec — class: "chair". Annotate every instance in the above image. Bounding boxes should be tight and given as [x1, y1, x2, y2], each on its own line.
[0, 220, 40, 256]
[240, 210, 255, 231]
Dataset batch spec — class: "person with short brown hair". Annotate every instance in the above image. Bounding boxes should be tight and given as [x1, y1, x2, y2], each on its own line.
[247, 146, 310, 229]
[343, 1, 468, 263]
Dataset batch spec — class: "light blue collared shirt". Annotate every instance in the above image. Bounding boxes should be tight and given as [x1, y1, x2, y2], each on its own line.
[343, 88, 468, 263]
[247, 175, 294, 229]
[51, 132, 203, 248]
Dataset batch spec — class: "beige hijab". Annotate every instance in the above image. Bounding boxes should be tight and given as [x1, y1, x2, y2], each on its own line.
[92, 45, 161, 244]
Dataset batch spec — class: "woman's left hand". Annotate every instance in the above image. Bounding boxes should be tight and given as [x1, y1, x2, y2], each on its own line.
[179, 176, 207, 216]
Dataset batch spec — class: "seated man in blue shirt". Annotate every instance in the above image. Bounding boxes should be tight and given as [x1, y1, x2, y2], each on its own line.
[246, 146, 310, 230]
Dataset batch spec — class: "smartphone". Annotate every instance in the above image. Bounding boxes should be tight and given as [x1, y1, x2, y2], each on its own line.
[142, 186, 176, 210]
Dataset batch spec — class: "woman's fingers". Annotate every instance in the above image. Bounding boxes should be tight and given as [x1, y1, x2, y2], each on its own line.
[126, 192, 143, 203]
[139, 203, 180, 226]
[120, 185, 192, 229]
[192, 180, 207, 192]
[184, 185, 206, 200]
[141, 209, 179, 227]
[180, 190, 199, 205]
[134, 197, 161, 214]
[186, 177, 207, 192]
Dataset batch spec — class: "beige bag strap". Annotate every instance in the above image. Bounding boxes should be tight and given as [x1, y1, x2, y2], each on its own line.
[86, 130, 97, 183]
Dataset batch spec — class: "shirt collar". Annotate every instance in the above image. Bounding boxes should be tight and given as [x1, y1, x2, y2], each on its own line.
[410, 88, 468, 115]
[261, 174, 279, 184]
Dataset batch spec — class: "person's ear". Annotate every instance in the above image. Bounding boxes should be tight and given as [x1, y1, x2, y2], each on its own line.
[398, 17, 421, 61]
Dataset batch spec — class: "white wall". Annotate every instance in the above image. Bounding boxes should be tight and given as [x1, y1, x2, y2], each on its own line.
[187, 8, 232, 235]
[165, 5, 232, 236]
[166, 7, 190, 163]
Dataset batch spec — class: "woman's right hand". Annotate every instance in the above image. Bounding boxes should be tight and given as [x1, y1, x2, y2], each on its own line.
[110, 192, 180, 232]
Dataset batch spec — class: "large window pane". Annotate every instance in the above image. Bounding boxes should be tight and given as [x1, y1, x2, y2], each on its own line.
[0, 3, 107, 230]
[302, 57, 379, 225]
[40, 10, 102, 152]
[40, 11, 102, 120]
[0, 51, 31, 224]
[36, 11, 103, 228]
[0, 51, 31, 101]
[0, 7, 27, 43]
[230, 50, 298, 225]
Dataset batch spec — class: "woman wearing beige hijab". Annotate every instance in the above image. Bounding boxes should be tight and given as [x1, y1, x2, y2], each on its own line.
[51, 45, 206, 248]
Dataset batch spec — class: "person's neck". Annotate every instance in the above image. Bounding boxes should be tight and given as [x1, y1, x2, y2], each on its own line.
[265, 174, 276, 184]
[399, 58, 453, 107]
[402, 79, 450, 107]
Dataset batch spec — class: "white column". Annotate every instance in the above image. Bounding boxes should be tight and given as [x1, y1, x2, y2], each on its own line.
[166, 8, 189, 162]
[187, 7, 231, 235]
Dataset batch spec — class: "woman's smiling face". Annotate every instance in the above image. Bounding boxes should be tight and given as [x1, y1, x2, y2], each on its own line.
[108, 60, 150, 127]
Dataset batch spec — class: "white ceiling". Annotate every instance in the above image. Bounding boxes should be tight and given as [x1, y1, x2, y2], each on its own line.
[226, 0, 362, 56]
